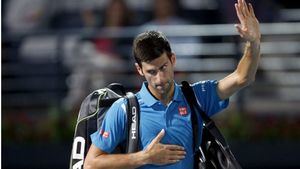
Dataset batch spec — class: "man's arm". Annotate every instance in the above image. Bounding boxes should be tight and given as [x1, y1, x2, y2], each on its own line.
[84, 144, 146, 169]
[84, 129, 186, 169]
[217, 0, 261, 100]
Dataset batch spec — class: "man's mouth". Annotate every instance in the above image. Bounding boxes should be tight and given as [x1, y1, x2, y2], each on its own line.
[156, 85, 164, 90]
[156, 82, 169, 90]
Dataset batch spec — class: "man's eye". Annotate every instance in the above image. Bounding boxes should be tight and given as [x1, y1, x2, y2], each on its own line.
[161, 65, 167, 71]
[148, 70, 156, 75]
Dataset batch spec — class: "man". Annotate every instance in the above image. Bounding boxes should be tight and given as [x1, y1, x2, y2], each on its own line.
[84, 0, 260, 168]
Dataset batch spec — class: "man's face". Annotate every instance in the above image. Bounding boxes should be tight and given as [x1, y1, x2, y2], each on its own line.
[135, 52, 176, 96]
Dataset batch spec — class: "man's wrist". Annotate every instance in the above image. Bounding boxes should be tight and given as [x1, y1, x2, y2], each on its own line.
[251, 40, 260, 52]
[250, 38, 260, 46]
[245, 39, 260, 50]
[129, 150, 150, 167]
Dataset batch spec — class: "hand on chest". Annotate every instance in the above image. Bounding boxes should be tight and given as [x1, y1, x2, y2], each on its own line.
[139, 103, 193, 147]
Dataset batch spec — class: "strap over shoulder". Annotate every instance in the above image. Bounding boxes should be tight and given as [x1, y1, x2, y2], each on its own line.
[181, 81, 210, 123]
[181, 81, 227, 147]
[125, 92, 140, 153]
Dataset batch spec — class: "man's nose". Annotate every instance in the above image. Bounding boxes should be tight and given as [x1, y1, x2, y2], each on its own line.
[155, 71, 164, 84]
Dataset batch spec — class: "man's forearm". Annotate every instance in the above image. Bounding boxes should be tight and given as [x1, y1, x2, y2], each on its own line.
[84, 151, 148, 169]
[84, 130, 186, 169]
[235, 39, 261, 86]
[217, 0, 261, 100]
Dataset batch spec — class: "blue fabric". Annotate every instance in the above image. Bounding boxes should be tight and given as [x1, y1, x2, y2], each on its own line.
[91, 80, 229, 169]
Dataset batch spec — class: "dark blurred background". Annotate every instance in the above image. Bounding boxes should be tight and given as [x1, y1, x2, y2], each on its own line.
[2, 0, 300, 168]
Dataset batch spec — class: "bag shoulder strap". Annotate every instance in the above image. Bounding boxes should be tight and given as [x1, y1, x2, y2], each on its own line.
[181, 81, 227, 147]
[181, 81, 203, 169]
[125, 92, 140, 153]
[181, 81, 211, 123]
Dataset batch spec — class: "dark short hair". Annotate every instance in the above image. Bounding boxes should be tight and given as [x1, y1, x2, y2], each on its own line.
[132, 30, 172, 66]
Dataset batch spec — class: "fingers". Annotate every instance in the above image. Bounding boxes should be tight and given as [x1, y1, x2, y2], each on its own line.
[145, 142, 186, 165]
[149, 129, 165, 146]
[234, 0, 260, 42]
[165, 154, 186, 163]
[241, 0, 250, 16]
[167, 150, 186, 160]
[248, 3, 256, 18]
[234, 24, 245, 38]
[235, 3, 244, 23]
[145, 130, 187, 165]
[165, 159, 182, 164]
[159, 156, 185, 165]
[235, 0, 253, 22]
[165, 144, 185, 151]
[159, 145, 186, 165]
[163, 145, 186, 158]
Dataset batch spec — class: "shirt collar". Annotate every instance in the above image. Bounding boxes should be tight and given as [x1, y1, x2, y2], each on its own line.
[138, 81, 183, 107]
[173, 83, 183, 102]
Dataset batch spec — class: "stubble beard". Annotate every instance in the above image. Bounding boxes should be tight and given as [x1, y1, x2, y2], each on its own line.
[156, 80, 174, 98]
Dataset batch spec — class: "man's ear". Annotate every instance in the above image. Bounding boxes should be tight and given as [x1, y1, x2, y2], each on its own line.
[135, 63, 144, 76]
[170, 53, 176, 66]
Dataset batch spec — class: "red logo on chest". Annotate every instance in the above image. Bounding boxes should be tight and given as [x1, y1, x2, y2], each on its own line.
[178, 107, 188, 116]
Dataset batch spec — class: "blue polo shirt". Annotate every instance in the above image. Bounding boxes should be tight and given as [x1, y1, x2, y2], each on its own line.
[91, 80, 229, 169]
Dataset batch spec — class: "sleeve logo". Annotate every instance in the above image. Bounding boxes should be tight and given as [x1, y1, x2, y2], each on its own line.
[103, 131, 110, 138]
[99, 129, 109, 138]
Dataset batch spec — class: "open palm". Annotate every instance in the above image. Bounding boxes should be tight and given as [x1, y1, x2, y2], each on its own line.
[235, 0, 261, 42]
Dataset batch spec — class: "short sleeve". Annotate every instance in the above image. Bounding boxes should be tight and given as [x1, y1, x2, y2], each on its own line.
[90, 98, 127, 153]
[192, 80, 229, 117]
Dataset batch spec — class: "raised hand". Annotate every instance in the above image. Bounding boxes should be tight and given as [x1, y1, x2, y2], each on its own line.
[143, 129, 186, 165]
[234, 0, 261, 43]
